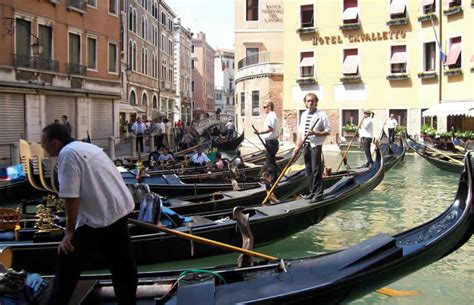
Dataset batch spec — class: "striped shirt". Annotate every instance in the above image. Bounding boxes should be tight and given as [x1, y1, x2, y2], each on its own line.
[304, 112, 315, 144]
[297, 109, 331, 147]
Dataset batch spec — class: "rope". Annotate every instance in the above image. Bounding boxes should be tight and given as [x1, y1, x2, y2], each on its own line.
[178, 269, 227, 284]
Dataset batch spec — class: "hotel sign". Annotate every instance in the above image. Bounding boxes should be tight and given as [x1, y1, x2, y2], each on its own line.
[312, 30, 406, 45]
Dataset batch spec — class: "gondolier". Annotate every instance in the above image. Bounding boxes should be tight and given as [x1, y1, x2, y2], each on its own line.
[293, 93, 331, 203]
[254, 101, 279, 181]
[360, 110, 374, 167]
[40, 123, 137, 305]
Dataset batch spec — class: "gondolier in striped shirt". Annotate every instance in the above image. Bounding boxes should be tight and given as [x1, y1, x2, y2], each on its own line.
[254, 101, 279, 181]
[293, 93, 331, 203]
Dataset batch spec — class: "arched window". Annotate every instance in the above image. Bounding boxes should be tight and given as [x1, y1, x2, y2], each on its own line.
[128, 40, 133, 69]
[153, 95, 157, 108]
[141, 47, 145, 73]
[142, 92, 148, 109]
[144, 48, 148, 75]
[128, 6, 133, 31]
[129, 90, 136, 106]
[132, 42, 137, 70]
[133, 8, 137, 33]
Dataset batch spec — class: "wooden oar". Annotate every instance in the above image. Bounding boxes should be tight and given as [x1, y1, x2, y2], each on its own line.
[251, 125, 270, 152]
[425, 145, 464, 165]
[127, 218, 277, 261]
[336, 118, 365, 172]
[261, 118, 320, 205]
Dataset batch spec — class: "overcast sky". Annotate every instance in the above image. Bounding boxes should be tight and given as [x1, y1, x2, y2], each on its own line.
[166, 0, 235, 50]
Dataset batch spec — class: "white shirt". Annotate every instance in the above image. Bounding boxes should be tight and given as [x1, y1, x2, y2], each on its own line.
[387, 118, 398, 129]
[131, 121, 146, 135]
[58, 141, 134, 229]
[359, 117, 374, 138]
[262, 111, 279, 140]
[191, 152, 210, 164]
[297, 109, 331, 147]
[226, 121, 235, 130]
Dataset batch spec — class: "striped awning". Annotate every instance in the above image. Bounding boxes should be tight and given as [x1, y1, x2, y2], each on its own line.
[422, 101, 474, 117]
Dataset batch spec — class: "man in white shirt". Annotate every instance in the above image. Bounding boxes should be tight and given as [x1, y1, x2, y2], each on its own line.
[254, 101, 279, 181]
[191, 146, 211, 166]
[293, 93, 331, 203]
[41, 123, 137, 305]
[131, 117, 146, 153]
[225, 119, 235, 140]
[359, 110, 374, 167]
[387, 113, 398, 144]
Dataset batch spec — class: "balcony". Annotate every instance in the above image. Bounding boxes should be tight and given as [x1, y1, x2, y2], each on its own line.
[386, 73, 409, 81]
[67, 0, 86, 14]
[340, 75, 362, 83]
[296, 77, 317, 85]
[161, 80, 176, 92]
[386, 17, 409, 26]
[418, 12, 437, 22]
[443, 5, 463, 16]
[67, 63, 87, 75]
[12, 54, 59, 72]
[417, 71, 437, 79]
[235, 51, 283, 83]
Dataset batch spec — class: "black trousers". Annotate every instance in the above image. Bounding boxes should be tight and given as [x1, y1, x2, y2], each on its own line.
[136, 134, 144, 153]
[388, 128, 395, 144]
[303, 144, 323, 198]
[47, 216, 137, 305]
[361, 137, 374, 165]
[265, 139, 279, 180]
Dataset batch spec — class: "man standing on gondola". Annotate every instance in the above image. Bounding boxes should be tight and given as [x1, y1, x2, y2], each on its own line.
[41, 123, 137, 305]
[293, 93, 331, 203]
[254, 101, 279, 181]
[360, 110, 374, 167]
[387, 113, 397, 144]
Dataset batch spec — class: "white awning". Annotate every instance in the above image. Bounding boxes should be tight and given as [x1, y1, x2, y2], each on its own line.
[300, 57, 315, 67]
[119, 103, 137, 113]
[134, 106, 146, 113]
[422, 101, 474, 117]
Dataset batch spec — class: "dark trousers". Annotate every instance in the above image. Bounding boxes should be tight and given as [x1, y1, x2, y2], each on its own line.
[388, 128, 395, 144]
[362, 137, 373, 166]
[47, 216, 137, 305]
[155, 134, 165, 149]
[265, 139, 279, 180]
[227, 129, 234, 140]
[303, 144, 323, 198]
[136, 134, 144, 153]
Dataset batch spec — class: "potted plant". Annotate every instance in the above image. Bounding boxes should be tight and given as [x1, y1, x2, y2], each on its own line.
[342, 123, 357, 136]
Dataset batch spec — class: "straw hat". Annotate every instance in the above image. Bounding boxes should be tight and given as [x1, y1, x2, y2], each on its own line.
[363, 109, 373, 114]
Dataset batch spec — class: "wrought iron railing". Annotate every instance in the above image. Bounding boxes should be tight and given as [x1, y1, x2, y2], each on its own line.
[67, 0, 86, 11]
[67, 63, 87, 75]
[237, 51, 283, 69]
[12, 54, 59, 72]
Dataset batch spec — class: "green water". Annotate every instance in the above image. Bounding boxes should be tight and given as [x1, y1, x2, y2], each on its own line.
[139, 151, 474, 305]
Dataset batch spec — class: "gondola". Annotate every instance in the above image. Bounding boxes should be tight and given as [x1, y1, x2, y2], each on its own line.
[65, 152, 473, 305]
[212, 132, 245, 151]
[1, 148, 384, 274]
[404, 132, 464, 173]
[379, 132, 406, 172]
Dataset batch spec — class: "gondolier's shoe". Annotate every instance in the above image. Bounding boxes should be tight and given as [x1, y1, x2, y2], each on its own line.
[309, 196, 323, 203]
[303, 194, 314, 200]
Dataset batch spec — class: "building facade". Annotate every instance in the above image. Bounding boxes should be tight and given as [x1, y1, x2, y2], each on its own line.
[122, 0, 160, 124]
[283, 0, 473, 142]
[0, 0, 121, 164]
[214, 48, 235, 115]
[192, 31, 215, 119]
[234, 0, 284, 140]
[158, 0, 176, 121]
[173, 17, 193, 124]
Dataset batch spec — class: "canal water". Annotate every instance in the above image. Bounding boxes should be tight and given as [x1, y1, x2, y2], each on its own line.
[139, 150, 474, 305]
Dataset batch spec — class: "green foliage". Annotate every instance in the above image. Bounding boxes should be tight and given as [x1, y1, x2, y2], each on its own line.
[342, 123, 357, 132]
[439, 132, 451, 139]
[421, 124, 436, 137]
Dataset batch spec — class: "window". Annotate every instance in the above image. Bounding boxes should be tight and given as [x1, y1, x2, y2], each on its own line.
[87, 37, 97, 69]
[38, 24, 52, 60]
[300, 4, 314, 28]
[141, 17, 147, 40]
[161, 12, 166, 25]
[153, 95, 157, 108]
[162, 65, 166, 79]
[226, 97, 230, 105]
[389, 0, 407, 19]
[240, 92, 245, 116]
[108, 43, 117, 72]
[342, 49, 359, 75]
[142, 93, 147, 109]
[168, 68, 172, 82]
[133, 42, 137, 70]
[342, 110, 359, 126]
[87, 0, 97, 7]
[342, 0, 359, 24]
[15, 18, 31, 56]
[129, 90, 136, 105]
[109, 0, 117, 15]
[191, 59, 194, 69]
[389, 109, 407, 127]
[191, 44, 194, 53]
[153, 26, 157, 46]
[246, 0, 258, 21]
[141, 0, 147, 10]
[68, 33, 81, 65]
[448, 0, 462, 8]
[191, 81, 195, 93]
[168, 20, 173, 32]
[422, 0, 436, 14]
[251, 90, 259, 116]
[299, 51, 315, 78]
[133, 9, 137, 32]
[128, 6, 133, 30]
[128, 40, 133, 69]
[245, 48, 259, 65]
[141, 47, 148, 74]
[445, 36, 462, 69]
[161, 34, 165, 51]
[390, 45, 407, 73]
[423, 42, 436, 72]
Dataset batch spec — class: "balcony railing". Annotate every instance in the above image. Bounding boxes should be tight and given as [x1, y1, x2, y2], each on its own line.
[67, 63, 87, 75]
[237, 51, 283, 70]
[67, 0, 86, 11]
[12, 54, 59, 72]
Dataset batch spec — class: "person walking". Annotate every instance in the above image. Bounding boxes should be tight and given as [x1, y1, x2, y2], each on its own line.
[131, 117, 146, 153]
[62, 115, 71, 135]
[387, 113, 398, 144]
[254, 101, 279, 181]
[359, 110, 374, 167]
[292, 93, 331, 203]
[41, 123, 137, 305]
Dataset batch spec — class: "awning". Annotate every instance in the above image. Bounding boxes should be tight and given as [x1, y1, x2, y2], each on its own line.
[389, 0, 406, 15]
[390, 46, 407, 64]
[342, 7, 358, 21]
[445, 42, 462, 66]
[422, 0, 434, 6]
[119, 103, 137, 113]
[300, 57, 315, 67]
[422, 101, 474, 117]
[342, 55, 359, 74]
[134, 106, 146, 113]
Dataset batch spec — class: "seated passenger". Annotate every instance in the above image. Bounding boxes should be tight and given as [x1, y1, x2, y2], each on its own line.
[214, 152, 225, 170]
[157, 147, 174, 163]
[191, 146, 211, 166]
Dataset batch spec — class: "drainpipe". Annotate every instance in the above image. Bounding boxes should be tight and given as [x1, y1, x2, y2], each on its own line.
[438, 0, 443, 105]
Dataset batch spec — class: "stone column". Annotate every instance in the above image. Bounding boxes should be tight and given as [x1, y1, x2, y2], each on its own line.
[108, 137, 116, 160]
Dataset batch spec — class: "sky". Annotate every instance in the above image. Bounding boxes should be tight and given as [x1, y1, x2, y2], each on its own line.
[165, 0, 235, 50]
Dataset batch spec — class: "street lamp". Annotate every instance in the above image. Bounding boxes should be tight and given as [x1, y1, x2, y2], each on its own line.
[31, 41, 43, 57]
